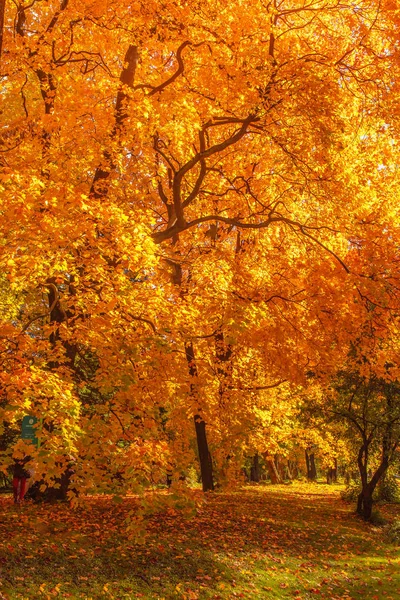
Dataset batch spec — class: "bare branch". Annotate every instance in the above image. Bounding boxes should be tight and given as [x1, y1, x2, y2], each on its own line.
[148, 41, 192, 96]
[242, 380, 288, 391]
[90, 44, 138, 198]
[126, 314, 157, 333]
[171, 114, 258, 227]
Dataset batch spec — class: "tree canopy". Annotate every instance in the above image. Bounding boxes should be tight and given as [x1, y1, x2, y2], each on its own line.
[1, 0, 400, 514]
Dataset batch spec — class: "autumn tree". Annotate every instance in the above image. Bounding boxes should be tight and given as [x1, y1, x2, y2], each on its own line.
[0, 0, 400, 503]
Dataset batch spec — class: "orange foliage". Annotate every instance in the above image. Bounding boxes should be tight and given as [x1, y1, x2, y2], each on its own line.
[0, 0, 399, 495]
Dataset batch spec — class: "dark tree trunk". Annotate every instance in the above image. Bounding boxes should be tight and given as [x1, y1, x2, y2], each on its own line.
[305, 450, 317, 481]
[170, 260, 214, 493]
[90, 45, 138, 198]
[356, 438, 390, 520]
[357, 490, 373, 520]
[23, 40, 139, 503]
[166, 466, 173, 488]
[193, 414, 214, 492]
[327, 459, 338, 484]
[30, 278, 79, 503]
[306, 451, 317, 481]
[185, 342, 214, 492]
[309, 453, 317, 480]
[250, 453, 260, 482]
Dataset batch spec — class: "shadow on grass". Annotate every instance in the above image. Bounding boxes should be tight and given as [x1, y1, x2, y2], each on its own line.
[0, 484, 399, 599]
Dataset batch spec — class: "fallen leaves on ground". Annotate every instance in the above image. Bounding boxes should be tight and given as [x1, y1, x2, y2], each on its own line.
[0, 482, 399, 599]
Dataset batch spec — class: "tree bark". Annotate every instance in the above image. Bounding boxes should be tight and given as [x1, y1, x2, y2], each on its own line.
[185, 341, 214, 492]
[250, 453, 260, 482]
[265, 456, 282, 484]
[356, 438, 390, 520]
[327, 458, 338, 484]
[286, 460, 294, 480]
[305, 450, 317, 481]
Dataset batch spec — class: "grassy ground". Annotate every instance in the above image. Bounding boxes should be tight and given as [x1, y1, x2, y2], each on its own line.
[0, 482, 399, 599]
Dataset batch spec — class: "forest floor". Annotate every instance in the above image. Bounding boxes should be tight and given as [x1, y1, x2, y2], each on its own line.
[0, 482, 399, 599]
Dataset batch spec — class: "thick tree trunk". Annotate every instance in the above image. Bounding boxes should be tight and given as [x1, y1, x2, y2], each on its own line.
[30, 278, 79, 502]
[250, 453, 261, 482]
[265, 456, 282, 484]
[185, 342, 214, 492]
[357, 490, 374, 520]
[22, 38, 138, 503]
[309, 453, 317, 480]
[305, 450, 317, 481]
[193, 414, 214, 491]
[356, 439, 390, 520]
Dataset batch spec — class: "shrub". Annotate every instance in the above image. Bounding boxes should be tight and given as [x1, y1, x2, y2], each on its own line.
[375, 475, 400, 503]
[387, 519, 400, 544]
[341, 474, 400, 504]
[341, 481, 360, 502]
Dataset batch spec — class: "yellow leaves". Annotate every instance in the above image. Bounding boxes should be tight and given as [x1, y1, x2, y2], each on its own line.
[0, 0, 399, 506]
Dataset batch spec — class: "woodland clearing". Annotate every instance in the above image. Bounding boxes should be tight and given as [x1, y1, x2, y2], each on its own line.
[0, 482, 399, 600]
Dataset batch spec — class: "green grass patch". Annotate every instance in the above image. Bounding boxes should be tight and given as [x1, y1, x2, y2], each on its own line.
[0, 482, 399, 599]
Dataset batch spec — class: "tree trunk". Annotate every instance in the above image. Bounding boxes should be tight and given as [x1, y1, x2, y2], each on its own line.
[309, 453, 317, 480]
[286, 460, 294, 480]
[29, 278, 79, 503]
[274, 454, 285, 481]
[290, 460, 299, 479]
[185, 342, 214, 492]
[193, 414, 214, 491]
[250, 453, 260, 482]
[357, 490, 374, 520]
[356, 439, 390, 520]
[166, 465, 173, 488]
[327, 459, 338, 484]
[305, 450, 317, 481]
[265, 456, 282, 484]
